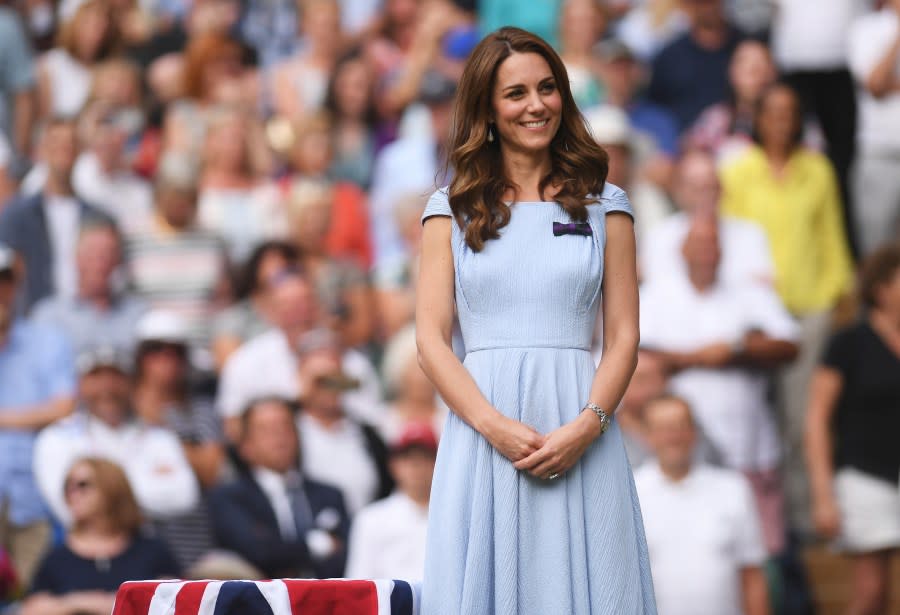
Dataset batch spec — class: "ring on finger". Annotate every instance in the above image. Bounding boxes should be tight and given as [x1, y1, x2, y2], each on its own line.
[548, 472, 560, 480]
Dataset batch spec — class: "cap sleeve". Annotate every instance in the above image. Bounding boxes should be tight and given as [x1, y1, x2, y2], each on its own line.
[421, 187, 453, 224]
[599, 182, 634, 220]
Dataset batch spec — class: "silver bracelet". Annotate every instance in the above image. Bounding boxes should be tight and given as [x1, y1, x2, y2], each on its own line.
[584, 403, 612, 434]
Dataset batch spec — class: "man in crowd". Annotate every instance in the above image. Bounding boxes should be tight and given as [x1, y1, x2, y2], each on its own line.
[32, 222, 147, 355]
[648, 0, 743, 131]
[345, 421, 436, 580]
[635, 394, 769, 615]
[208, 397, 350, 579]
[33, 345, 198, 525]
[640, 215, 799, 556]
[0, 242, 75, 587]
[0, 119, 112, 313]
[217, 269, 383, 440]
[640, 149, 773, 287]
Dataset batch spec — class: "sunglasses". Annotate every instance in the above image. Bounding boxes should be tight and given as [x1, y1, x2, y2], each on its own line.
[64, 478, 95, 495]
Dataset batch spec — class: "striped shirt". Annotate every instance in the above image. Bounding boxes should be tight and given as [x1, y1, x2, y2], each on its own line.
[125, 222, 226, 349]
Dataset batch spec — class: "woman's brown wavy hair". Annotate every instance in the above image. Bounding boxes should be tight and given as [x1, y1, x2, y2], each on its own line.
[446, 27, 609, 252]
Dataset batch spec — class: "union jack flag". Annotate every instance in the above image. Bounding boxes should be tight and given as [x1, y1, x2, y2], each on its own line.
[112, 579, 419, 615]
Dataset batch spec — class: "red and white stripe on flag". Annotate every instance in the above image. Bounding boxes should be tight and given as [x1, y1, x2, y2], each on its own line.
[112, 578, 419, 615]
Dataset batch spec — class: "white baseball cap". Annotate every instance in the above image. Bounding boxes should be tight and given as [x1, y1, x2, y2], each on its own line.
[135, 310, 190, 345]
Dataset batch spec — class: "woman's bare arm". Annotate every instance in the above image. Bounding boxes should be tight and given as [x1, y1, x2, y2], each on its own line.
[805, 366, 843, 538]
[415, 216, 542, 461]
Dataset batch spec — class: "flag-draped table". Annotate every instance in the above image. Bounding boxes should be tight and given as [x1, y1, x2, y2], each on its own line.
[112, 579, 420, 615]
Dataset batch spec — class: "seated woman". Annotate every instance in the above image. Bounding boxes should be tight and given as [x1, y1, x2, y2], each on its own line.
[22, 458, 180, 615]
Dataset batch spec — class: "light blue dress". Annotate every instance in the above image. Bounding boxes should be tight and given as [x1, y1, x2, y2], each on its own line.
[420, 183, 657, 614]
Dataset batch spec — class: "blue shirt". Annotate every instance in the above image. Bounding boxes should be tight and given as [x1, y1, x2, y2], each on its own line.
[628, 100, 681, 157]
[0, 320, 75, 525]
[648, 27, 744, 132]
[31, 293, 147, 356]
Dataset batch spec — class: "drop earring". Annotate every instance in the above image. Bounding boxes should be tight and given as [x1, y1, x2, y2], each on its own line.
[487, 125, 495, 143]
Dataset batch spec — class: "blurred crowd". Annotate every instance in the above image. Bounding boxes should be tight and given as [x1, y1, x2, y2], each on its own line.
[0, 0, 899, 613]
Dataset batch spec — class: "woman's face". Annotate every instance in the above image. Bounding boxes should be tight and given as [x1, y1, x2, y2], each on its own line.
[291, 198, 333, 251]
[290, 128, 333, 175]
[333, 59, 372, 119]
[75, 4, 111, 62]
[255, 251, 290, 292]
[65, 463, 105, 523]
[386, 0, 418, 28]
[491, 52, 563, 157]
[756, 86, 800, 152]
[729, 41, 775, 104]
[303, 2, 341, 48]
[875, 269, 900, 317]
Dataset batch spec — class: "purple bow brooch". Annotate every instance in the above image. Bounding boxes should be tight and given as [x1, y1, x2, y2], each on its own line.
[553, 221, 592, 236]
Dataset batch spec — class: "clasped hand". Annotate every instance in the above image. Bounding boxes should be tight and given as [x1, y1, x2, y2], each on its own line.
[483, 412, 602, 480]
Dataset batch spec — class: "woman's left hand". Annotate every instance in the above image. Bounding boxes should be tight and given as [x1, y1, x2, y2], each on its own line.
[513, 411, 603, 480]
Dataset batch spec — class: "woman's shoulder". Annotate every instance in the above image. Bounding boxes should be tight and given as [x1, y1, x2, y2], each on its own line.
[421, 186, 452, 224]
[588, 182, 633, 219]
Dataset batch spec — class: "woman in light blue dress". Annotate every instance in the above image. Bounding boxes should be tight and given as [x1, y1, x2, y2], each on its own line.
[415, 28, 656, 614]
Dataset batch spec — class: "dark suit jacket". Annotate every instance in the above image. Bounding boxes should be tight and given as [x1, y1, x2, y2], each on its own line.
[0, 192, 112, 313]
[208, 472, 351, 579]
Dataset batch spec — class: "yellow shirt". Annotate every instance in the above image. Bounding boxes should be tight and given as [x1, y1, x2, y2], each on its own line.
[720, 146, 853, 315]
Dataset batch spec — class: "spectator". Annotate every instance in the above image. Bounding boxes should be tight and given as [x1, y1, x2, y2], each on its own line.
[281, 112, 373, 272]
[478, 0, 562, 49]
[197, 107, 280, 264]
[217, 270, 383, 438]
[132, 310, 222, 571]
[0, 118, 113, 313]
[773, 0, 867, 253]
[286, 178, 374, 348]
[720, 83, 855, 530]
[324, 48, 381, 190]
[295, 328, 392, 514]
[0, 4, 36, 171]
[368, 69, 455, 270]
[640, 149, 774, 287]
[848, 0, 900, 256]
[635, 394, 769, 615]
[377, 324, 444, 442]
[208, 397, 350, 578]
[584, 104, 673, 244]
[647, 0, 743, 132]
[372, 193, 425, 339]
[33, 345, 199, 526]
[21, 458, 180, 615]
[806, 243, 900, 615]
[616, 350, 668, 467]
[269, 0, 343, 120]
[640, 215, 799, 555]
[684, 39, 777, 165]
[37, 0, 118, 120]
[558, 0, 606, 109]
[346, 421, 436, 580]
[592, 38, 679, 186]
[125, 151, 229, 355]
[32, 222, 147, 355]
[0, 242, 75, 588]
[71, 97, 154, 236]
[211, 240, 298, 371]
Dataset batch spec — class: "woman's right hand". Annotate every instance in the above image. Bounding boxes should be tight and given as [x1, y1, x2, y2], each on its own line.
[812, 496, 841, 540]
[481, 414, 545, 463]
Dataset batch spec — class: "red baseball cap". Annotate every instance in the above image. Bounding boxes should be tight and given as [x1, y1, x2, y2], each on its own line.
[391, 421, 439, 455]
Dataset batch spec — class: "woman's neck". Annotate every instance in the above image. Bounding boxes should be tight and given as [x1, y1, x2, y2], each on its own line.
[763, 143, 793, 177]
[502, 148, 553, 201]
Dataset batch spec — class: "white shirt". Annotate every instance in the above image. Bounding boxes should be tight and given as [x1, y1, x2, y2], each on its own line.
[640, 213, 775, 288]
[32, 412, 199, 525]
[771, 0, 870, 70]
[43, 195, 80, 299]
[297, 413, 379, 515]
[848, 9, 900, 153]
[635, 462, 767, 615]
[216, 328, 385, 425]
[639, 274, 798, 469]
[345, 492, 429, 581]
[72, 152, 153, 236]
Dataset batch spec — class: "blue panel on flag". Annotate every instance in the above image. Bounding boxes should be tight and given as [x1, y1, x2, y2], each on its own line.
[212, 581, 276, 615]
[390, 580, 414, 615]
